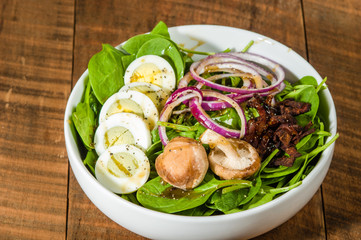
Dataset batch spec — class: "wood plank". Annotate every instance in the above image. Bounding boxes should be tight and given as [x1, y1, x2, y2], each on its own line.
[303, 0, 361, 239]
[0, 0, 74, 239]
[68, 0, 325, 239]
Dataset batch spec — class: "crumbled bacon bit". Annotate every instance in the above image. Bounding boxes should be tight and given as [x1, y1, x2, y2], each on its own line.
[243, 94, 313, 167]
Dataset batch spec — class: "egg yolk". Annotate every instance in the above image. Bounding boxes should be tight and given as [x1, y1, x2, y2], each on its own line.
[106, 99, 143, 118]
[104, 126, 135, 148]
[130, 63, 168, 86]
[107, 152, 139, 178]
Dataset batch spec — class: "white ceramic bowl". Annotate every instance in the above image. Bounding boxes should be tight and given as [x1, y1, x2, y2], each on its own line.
[64, 25, 337, 240]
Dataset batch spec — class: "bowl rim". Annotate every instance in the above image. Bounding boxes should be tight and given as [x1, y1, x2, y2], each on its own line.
[64, 24, 337, 222]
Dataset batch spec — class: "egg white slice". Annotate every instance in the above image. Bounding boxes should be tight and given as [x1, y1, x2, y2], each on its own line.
[94, 112, 151, 155]
[95, 144, 150, 194]
[99, 90, 159, 130]
[119, 82, 168, 112]
[123, 55, 176, 94]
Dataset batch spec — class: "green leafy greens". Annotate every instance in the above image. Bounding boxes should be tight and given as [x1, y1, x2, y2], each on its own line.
[88, 44, 126, 104]
[69, 21, 338, 216]
[135, 76, 338, 215]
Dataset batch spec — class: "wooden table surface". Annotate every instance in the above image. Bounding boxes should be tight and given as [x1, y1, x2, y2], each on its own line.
[1, 0, 360, 239]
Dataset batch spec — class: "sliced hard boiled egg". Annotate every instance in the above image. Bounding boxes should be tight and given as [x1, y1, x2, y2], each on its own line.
[94, 112, 151, 155]
[99, 90, 159, 130]
[119, 82, 168, 112]
[95, 144, 150, 194]
[123, 55, 176, 94]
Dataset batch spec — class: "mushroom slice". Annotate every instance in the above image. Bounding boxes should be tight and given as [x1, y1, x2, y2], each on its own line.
[200, 129, 260, 180]
[155, 136, 209, 190]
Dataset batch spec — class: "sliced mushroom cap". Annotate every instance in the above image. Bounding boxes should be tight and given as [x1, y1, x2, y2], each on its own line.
[200, 129, 261, 180]
[155, 136, 209, 190]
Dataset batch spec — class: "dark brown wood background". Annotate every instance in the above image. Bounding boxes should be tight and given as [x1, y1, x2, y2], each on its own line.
[0, 0, 360, 239]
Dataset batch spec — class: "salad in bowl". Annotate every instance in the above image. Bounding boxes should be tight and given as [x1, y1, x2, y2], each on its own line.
[64, 21, 338, 239]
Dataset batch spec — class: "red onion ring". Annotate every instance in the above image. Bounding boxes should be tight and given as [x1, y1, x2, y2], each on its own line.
[158, 87, 202, 145]
[189, 90, 247, 139]
[179, 52, 284, 94]
[162, 52, 286, 145]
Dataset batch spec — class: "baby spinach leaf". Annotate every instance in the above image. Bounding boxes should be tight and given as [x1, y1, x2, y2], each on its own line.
[292, 76, 318, 88]
[72, 102, 96, 149]
[210, 108, 242, 130]
[261, 176, 286, 186]
[237, 174, 262, 206]
[83, 150, 98, 176]
[150, 21, 170, 38]
[179, 131, 196, 139]
[88, 44, 125, 104]
[243, 192, 274, 210]
[72, 78, 99, 151]
[136, 177, 251, 213]
[230, 76, 242, 88]
[210, 188, 249, 213]
[177, 205, 215, 216]
[259, 149, 280, 173]
[121, 54, 136, 70]
[243, 182, 302, 210]
[121, 192, 140, 205]
[121, 34, 164, 55]
[136, 177, 215, 213]
[287, 155, 309, 186]
[261, 157, 304, 178]
[297, 133, 327, 153]
[136, 38, 184, 80]
[88, 90, 101, 116]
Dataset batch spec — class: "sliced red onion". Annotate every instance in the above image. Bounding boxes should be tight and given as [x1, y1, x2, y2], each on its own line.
[165, 86, 202, 105]
[201, 53, 277, 84]
[202, 83, 286, 111]
[185, 52, 284, 94]
[158, 87, 202, 145]
[191, 61, 264, 91]
[206, 73, 252, 88]
[189, 90, 247, 139]
[177, 72, 193, 89]
[172, 108, 191, 115]
[160, 52, 286, 145]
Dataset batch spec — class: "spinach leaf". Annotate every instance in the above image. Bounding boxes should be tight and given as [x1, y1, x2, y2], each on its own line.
[136, 176, 251, 213]
[150, 21, 170, 38]
[88, 90, 101, 116]
[238, 174, 262, 205]
[121, 33, 164, 55]
[121, 21, 170, 55]
[293, 76, 318, 88]
[122, 192, 140, 205]
[136, 38, 184, 81]
[210, 108, 242, 130]
[121, 54, 136, 70]
[275, 80, 293, 101]
[230, 76, 242, 88]
[72, 102, 96, 149]
[72, 80, 97, 149]
[88, 44, 125, 104]
[261, 157, 304, 178]
[243, 182, 302, 210]
[177, 205, 216, 216]
[210, 188, 249, 213]
[83, 150, 98, 175]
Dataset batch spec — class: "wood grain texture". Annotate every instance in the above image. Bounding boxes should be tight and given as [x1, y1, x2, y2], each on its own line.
[5, 0, 359, 239]
[303, 0, 361, 239]
[68, 0, 325, 239]
[0, 0, 74, 239]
